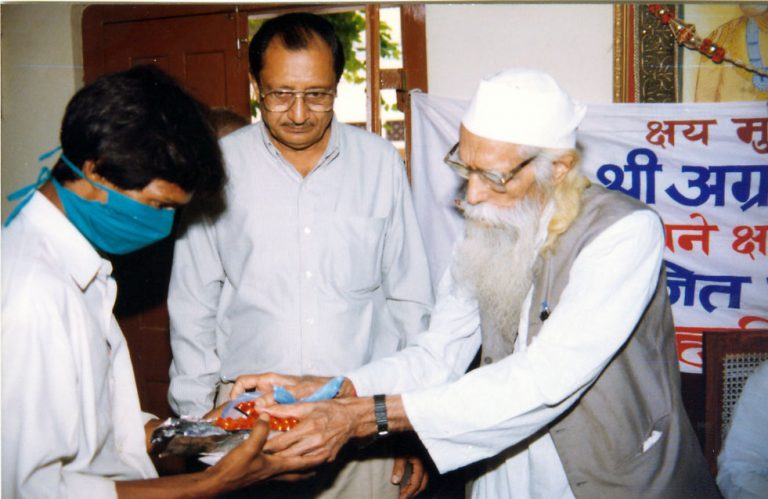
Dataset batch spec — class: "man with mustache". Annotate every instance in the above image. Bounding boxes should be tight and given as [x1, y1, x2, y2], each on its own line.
[234, 68, 720, 498]
[167, 12, 432, 499]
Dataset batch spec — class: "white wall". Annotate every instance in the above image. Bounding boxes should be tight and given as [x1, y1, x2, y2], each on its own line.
[1, 3, 86, 218]
[426, 3, 614, 103]
[0, 3, 614, 218]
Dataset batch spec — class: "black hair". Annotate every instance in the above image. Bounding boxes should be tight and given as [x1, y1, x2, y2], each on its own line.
[248, 12, 345, 85]
[52, 65, 225, 196]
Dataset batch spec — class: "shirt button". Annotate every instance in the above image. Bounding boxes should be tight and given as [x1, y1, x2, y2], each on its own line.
[306, 318, 315, 325]
[303, 226, 312, 235]
[305, 270, 313, 279]
[483, 356, 493, 364]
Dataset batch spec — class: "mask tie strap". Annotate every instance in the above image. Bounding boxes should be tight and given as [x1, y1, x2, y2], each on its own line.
[4, 147, 61, 227]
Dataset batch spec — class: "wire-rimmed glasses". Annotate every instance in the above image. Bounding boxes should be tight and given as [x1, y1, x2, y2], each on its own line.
[443, 142, 537, 193]
[259, 89, 336, 112]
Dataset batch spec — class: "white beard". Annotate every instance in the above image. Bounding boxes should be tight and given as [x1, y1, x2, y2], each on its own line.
[451, 197, 543, 342]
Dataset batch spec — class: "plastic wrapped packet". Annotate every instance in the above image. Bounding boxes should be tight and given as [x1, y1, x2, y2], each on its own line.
[154, 376, 346, 465]
[150, 417, 248, 459]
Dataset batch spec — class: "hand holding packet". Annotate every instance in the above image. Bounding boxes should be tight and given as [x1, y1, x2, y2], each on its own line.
[151, 375, 346, 464]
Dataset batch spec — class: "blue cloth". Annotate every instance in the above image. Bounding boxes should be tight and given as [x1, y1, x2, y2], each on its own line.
[222, 376, 345, 418]
[4, 147, 59, 227]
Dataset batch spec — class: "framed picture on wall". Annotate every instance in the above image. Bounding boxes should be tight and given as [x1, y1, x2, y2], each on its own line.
[613, 4, 679, 103]
[613, 3, 768, 103]
[681, 4, 768, 103]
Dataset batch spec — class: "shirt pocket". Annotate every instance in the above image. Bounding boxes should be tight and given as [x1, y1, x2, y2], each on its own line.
[318, 215, 386, 294]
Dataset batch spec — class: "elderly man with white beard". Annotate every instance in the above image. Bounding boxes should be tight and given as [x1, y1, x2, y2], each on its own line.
[230, 68, 720, 498]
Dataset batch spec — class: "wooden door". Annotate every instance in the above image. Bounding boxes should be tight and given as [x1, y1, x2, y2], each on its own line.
[84, 6, 250, 115]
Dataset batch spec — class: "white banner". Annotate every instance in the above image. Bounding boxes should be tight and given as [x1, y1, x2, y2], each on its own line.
[410, 91, 768, 373]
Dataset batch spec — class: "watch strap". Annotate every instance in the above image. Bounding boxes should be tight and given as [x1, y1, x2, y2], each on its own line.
[373, 394, 389, 436]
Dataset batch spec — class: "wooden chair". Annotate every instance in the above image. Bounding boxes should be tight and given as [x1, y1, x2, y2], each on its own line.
[703, 329, 768, 477]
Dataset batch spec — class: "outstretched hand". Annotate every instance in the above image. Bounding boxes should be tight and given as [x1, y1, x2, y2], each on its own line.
[208, 415, 326, 488]
[260, 398, 364, 462]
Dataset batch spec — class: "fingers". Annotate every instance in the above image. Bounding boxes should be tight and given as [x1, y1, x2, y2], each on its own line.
[391, 457, 406, 484]
[254, 391, 276, 408]
[396, 457, 429, 499]
[203, 402, 227, 420]
[263, 424, 340, 462]
[240, 416, 271, 454]
[263, 426, 311, 455]
[399, 470, 429, 499]
[231, 373, 277, 399]
[261, 402, 311, 419]
[230, 373, 338, 404]
[410, 458, 429, 498]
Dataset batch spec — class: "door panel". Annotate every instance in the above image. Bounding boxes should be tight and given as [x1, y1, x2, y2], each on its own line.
[100, 12, 248, 112]
[185, 53, 228, 105]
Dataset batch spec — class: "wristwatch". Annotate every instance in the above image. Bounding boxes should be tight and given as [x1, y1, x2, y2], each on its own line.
[373, 394, 389, 436]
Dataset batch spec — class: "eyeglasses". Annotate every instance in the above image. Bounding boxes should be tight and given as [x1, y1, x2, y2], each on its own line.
[259, 89, 336, 112]
[443, 142, 537, 193]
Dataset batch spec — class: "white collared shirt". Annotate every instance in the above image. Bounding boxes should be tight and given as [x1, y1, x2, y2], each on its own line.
[2, 193, 158, 499]
[717, 360, 768, 499]
[348, 207, 664, 499]
[168, 119, 434, 416]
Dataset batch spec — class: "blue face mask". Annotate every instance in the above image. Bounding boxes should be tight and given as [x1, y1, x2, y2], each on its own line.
[54, 154, 176, 255]
[4, 147, 176, 255]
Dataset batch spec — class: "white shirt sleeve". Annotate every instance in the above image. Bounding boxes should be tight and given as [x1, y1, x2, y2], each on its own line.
[167, 212, 226, 416]
[399, 210, 664, 473]
[717, 361, 768, 499]
[378, 150, 434, 346]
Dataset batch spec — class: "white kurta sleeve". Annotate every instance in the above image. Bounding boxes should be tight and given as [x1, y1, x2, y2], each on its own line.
[2, 291, 119, 499]
[167, 212, 226, 416]
[348, 262, 482, 396]
[402, 210, 665, 473]
[380, 150, 435, 346]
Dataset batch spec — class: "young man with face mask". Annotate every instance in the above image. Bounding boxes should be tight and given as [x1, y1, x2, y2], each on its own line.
[1, 65, 325, 499]
[167, 12, 433, 499]
[232, 68, 721, 498]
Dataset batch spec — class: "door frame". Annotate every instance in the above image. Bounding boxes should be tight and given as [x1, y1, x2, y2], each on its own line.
[82, 2, 427, 169]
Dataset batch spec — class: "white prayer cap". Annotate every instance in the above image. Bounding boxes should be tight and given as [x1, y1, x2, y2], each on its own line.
[461, 68, 587, 149]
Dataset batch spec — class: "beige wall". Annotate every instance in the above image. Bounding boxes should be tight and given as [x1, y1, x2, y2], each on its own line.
[0, 3, 614, 218]
[1, 3, 86, 218]
[426, 3, 614, 103]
